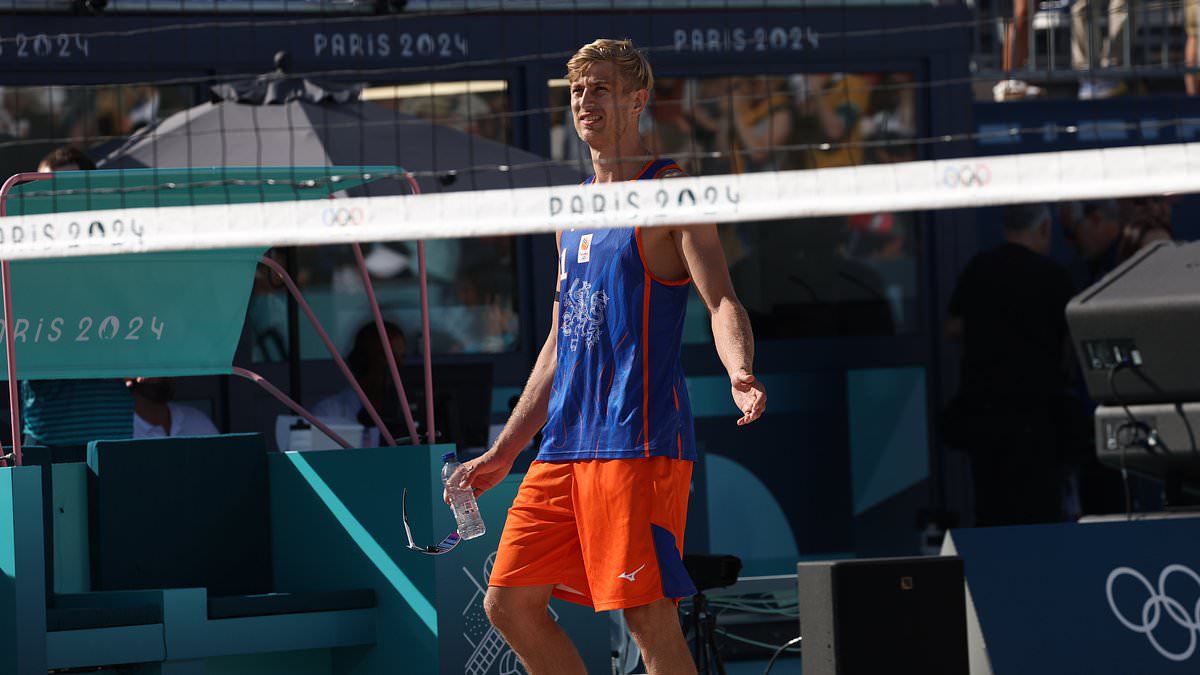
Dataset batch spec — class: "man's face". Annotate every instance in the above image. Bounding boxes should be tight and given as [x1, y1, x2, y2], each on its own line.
[1076, 212, 1119, 259]
[570, 61, 645, 150]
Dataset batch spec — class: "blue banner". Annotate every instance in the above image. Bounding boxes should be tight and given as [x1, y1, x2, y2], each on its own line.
[947, 518, 1200, 674]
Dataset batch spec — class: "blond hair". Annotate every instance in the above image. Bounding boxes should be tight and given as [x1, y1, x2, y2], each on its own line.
[565, 38, 653, 93]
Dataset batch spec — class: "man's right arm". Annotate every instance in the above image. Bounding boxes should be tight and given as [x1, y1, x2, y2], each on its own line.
[453, 237, 561, 498]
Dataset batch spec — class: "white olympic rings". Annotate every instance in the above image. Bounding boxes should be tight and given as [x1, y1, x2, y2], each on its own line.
[1106, 564, 1200, 662]
[322, 207, 363, 227]
[941, 164, 991, 188]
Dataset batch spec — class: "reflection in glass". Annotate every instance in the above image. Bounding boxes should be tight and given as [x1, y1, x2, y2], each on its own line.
[0, 84, 195, 178]
[244, 81, 521, 362]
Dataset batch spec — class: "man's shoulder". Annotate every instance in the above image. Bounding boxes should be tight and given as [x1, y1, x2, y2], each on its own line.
[169, 402, 219, 435]
[650, 158, 686, 180]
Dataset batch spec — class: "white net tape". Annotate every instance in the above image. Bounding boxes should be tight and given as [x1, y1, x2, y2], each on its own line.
[2, 142, 1197, 261]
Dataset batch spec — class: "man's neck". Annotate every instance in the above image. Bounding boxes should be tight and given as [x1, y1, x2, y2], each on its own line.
[589, 144, 652, 183]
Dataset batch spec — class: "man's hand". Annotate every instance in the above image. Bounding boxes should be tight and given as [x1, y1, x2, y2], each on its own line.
[731, 369, 766, 426]
[445, 448, 518, 503]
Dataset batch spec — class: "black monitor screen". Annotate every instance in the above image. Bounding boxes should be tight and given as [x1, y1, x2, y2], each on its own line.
[380, 362, 493, 450]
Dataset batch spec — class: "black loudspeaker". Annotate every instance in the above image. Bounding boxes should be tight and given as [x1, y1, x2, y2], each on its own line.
[1066, 240, 1200, 405]
[797, 556, 968, 675]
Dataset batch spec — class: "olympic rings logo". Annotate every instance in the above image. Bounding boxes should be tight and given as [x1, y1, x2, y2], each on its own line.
[322, 207, 363, 227]
[1107, 564, 1200, 662]
[941, 164, 991, 188]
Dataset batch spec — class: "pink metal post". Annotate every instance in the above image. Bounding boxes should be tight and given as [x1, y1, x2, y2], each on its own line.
[0, 172, 54, 467]
[415, 241, 436, 445]
[404, 167, 438, 445]
[257, 256, 397, 447]
[232, 367, 353, 449]
[351, 242, 420, 445]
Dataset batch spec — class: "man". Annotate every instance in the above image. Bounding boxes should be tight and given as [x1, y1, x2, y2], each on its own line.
[1072, 0, 1129, 99]
[128, 377, 218, 438]
[1067, 199, 1121, 290]
[944, 204, 1076, 526]
[452, 39, 766, 675]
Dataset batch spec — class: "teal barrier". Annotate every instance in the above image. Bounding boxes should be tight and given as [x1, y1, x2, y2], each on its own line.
[269, 445, 610, 675]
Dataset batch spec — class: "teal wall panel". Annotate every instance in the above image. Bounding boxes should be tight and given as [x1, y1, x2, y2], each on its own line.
[705, 454, 801, 576]
[846, 367, 929, 515]
[0, 466, 48, 674]
[269, 445, 444, 675]
[205, 649, 333, 675]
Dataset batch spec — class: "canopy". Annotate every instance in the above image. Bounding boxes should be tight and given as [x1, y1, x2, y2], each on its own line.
[0, 166, 399, 380]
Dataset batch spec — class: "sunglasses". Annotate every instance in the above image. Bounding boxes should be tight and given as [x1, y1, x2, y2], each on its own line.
[402, 488, 462, 555]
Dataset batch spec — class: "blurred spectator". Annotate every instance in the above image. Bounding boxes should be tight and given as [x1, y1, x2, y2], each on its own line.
[127, 377, 218, 438]
[37, 146, 95, 172]
[1115, 196, 1173, 263]
[799, 73, 873, 168]
[313, 320, 409, 443]
[1116, 217, 1173, 262]
[643, 78, 698, 174]
[687, 77, 735, 175]
[943, 204, 1076, 526]
[994, 0, 1045, 101]
[20, 147, 133, 447]
[730, 77, 794, 172]
[1072, 0, 1130, 99]
[1067, 199, 1122, 289]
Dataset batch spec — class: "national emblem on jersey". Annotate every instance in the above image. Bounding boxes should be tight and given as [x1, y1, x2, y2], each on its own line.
[561, 278, 609, 352]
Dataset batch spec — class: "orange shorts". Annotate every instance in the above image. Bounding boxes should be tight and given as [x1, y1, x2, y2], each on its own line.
[488, 457, 695, 611]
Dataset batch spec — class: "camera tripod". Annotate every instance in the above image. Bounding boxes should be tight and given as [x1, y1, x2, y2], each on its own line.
[683, 590, 725, 675]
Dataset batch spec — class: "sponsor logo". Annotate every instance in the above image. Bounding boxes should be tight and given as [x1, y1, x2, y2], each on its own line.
[618, 564, 646, 583]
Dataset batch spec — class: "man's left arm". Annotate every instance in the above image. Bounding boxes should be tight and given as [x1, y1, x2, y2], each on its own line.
[674, 224, 766, 426]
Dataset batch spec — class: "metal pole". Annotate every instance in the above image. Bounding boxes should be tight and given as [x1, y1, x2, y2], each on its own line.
[232, 367, 353, 449]
[257, 256, 396, 447]
[0, 172, 53, 467]
[351, 243, 420, 445]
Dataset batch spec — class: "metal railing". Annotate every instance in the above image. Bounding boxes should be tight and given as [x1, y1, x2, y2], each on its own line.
[972, 0, 1190, 84]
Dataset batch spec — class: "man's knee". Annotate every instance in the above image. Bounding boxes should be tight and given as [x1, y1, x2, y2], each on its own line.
[484, 586, 549, 632]
[624, 599, 681, 643]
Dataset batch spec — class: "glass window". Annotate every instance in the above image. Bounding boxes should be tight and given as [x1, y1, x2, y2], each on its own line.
[0, 83, 197, 177]
[551, 72, 921, 341]
[246, 80, 521, 363]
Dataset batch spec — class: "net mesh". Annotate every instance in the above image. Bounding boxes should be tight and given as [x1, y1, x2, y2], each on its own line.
[0, 0, 1192, 356]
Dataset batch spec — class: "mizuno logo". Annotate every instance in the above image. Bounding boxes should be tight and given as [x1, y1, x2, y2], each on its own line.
[618, 564, 646, 583]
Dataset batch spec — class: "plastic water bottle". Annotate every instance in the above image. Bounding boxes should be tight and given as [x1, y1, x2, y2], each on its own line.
[441, 451, 486, 540]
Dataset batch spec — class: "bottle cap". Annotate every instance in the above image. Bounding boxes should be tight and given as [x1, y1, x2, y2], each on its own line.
[441, 451, 457, 463]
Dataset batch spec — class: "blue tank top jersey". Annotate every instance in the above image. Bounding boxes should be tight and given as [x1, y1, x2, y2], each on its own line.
[537, 158, 697, 462]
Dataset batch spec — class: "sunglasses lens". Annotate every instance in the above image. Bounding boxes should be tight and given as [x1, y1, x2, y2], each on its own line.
[402, 488, 463, 555]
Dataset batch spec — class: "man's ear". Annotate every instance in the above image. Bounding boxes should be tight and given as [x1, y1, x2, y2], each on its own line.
[632, 88, 649, 113]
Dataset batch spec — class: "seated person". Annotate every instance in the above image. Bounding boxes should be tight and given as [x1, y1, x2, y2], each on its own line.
[23, 379, 133, 446]
[127, 377, 218, 438]
[313, 321, 408, 446]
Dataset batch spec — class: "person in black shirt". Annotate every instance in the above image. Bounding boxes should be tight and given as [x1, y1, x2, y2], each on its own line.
[944, 204, 1077, 526]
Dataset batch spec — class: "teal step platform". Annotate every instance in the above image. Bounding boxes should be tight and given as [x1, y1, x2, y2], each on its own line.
[0, 436, 609, 674]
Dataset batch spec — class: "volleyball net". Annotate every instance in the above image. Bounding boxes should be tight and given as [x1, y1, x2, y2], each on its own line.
[0, 142, 1197, 260]
[0, 0, 1194, 360]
